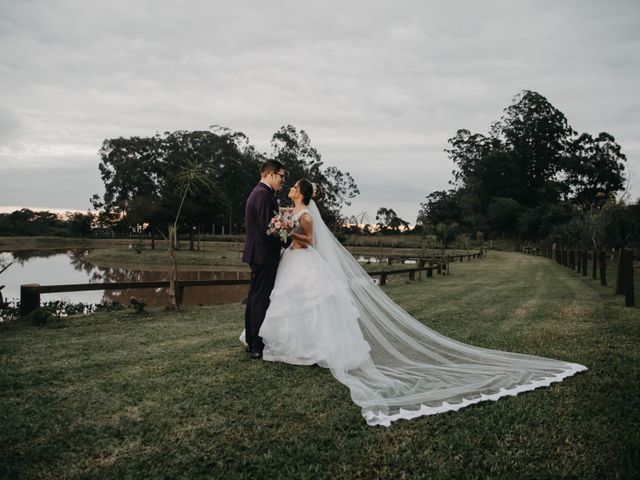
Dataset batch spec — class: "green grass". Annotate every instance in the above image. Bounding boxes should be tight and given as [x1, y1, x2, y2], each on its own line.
[85, 243, 247, 270]
[0, 236, 98, 250]
[1, 251, 638, 479]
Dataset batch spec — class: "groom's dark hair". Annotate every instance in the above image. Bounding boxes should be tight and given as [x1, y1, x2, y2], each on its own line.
[260, 159, 285, 176]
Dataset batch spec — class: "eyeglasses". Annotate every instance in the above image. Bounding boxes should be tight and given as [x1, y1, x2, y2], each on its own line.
[273, 172, 285, 180]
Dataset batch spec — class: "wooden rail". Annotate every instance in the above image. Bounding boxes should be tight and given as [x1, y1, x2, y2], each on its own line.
[367, 249, 485, 285]
[370, 265, 441, 286]
[360, 250, 485, 266]
[19, 279, 250, 316]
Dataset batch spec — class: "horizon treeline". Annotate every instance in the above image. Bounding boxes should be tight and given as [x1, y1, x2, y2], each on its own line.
[1, 90, 638, 248]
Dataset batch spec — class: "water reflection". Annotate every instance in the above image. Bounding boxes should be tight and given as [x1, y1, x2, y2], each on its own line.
[355, 256, 417, 265]
[101, 270, 250, 307]
[0, 249, 249, 307]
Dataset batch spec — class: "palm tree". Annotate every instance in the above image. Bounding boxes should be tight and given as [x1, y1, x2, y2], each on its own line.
[166, 158, 215, 309]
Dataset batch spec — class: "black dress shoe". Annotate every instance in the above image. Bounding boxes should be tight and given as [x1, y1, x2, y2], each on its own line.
[249, 351, 263, 359]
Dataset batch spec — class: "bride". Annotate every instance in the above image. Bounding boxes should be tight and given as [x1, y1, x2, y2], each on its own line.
[243, 178, 587, 427]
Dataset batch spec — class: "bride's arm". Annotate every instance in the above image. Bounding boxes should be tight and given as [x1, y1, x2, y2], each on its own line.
[291, 213, 313, 247]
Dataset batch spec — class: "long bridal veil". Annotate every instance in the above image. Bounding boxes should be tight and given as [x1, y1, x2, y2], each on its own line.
[306, 200, 586, 426]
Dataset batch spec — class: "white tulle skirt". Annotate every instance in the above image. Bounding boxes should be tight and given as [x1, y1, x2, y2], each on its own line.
[259, 246, 371, 371]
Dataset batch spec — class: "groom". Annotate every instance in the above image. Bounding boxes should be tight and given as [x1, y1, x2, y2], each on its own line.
[242, 159, 288, 359]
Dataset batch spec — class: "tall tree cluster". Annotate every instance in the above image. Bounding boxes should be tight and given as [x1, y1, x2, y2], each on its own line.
[91, 125, 359, 239]
[418, 90, 632, 245]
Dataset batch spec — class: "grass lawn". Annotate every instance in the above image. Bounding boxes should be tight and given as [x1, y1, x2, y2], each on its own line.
[1, 251, 638, 479]
[85, 244, 247, 271]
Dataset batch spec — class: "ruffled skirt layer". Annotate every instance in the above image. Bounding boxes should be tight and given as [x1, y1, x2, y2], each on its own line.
[259, 247, 370, 371]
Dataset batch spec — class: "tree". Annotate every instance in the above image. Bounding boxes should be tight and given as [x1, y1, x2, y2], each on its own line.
[375, 207, 409, 234]
[597, 202, 640, 249]
[439, 90, 628, 244]
[166, 158, 215, 309]
[65, 212, 94, 237]
[96, 135, 161, 217]
[548, 217, 590, 248]
[491, 90, 574, 206]
[434, 223, 459, 249]
[1, 209, 64, 236]
[487, 198, 523, 237]
[94, 128, 260, 239]
[417, 190, 463, 227]
[95, 135, 163, 239]
[565, 132, 626, 205]
[157, 129, 258, 238]
[271, 125, 359, 227]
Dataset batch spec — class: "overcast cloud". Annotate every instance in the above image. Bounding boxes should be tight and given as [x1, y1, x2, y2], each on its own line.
[1, 0, 639, 222]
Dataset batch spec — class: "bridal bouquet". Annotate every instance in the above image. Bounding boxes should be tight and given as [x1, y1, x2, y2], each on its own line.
[267, 208, 299, 242]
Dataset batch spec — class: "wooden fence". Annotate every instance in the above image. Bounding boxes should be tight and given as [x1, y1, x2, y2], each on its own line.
[19, 279, 250, 317]
[522, 246, 636, 307]
[19, 250, 486, 315]
[358, 249, 486, 266]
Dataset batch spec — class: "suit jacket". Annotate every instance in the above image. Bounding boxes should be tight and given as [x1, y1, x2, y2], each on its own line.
[242, 182, 281, 266]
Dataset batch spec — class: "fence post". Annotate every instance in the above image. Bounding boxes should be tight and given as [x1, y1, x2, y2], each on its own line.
[582, 250, 588, 277]
[418, 258, 425, 281]
[577, 251, 582, 273]
[176, 284, 185, 307]
[20, 284, 41, 316]
[599, 251, 607, 286]
[591, 250, 597, 280]
[380, 273, 388, 286]
[615, 248, 625, 295]
[619, 249, 635, 307]
[409, 270, 415, 281]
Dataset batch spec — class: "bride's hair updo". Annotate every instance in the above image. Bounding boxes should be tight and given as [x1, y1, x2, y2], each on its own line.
[297, 178, 314, 205]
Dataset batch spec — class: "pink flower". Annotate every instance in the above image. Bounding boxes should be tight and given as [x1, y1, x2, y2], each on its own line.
[275, 221, 282, 229]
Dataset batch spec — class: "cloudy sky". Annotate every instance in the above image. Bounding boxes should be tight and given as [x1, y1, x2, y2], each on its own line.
[1, 0, 639, 223]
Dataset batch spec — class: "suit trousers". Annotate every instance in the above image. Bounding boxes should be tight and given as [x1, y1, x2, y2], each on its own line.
[244, 263, 278, 353]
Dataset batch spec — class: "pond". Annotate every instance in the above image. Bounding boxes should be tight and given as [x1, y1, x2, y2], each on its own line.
[0, 250, 250, 308]
[355, 256, 417, 265]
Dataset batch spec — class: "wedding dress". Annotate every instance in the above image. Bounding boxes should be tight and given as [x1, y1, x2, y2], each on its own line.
[259, 207, 371, 370]
[242, 200, 587, 427]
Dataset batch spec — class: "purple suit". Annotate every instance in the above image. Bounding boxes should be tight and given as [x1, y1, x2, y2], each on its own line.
[242, 182, 281, 266]
[243, 182, 281, 353]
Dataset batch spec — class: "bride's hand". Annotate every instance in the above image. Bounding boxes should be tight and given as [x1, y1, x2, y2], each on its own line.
[291, 232, 309, 248]
[290, 212, 313, 248]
